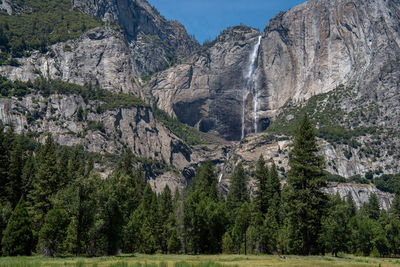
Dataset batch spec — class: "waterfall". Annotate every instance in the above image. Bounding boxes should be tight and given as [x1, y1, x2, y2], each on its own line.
[241, 35, 262, 139]
[218, 173, 223, 183]
[218, 163, 225, 183]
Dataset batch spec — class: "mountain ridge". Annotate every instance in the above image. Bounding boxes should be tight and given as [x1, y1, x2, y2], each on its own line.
[0, 0, 398, 207]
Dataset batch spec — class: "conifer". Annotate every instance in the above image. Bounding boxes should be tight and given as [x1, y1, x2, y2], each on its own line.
[286, 115, 327, 255]
[1, 196, 33, 256]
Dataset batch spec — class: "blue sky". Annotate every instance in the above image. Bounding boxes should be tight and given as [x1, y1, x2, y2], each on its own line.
[147, 0, 306, 43]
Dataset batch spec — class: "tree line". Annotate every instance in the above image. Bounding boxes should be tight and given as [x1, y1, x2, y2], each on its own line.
[1, 116, 400, 257]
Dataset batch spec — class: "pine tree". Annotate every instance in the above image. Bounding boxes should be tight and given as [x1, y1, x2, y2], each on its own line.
[96, 180, 123, 255]
[53, 173, 98, 255]
[320, 195, 351, 256]
[85, 156, 94, 176]
[58, 149, 70, 188]
[184, 160, 227, 254]
[0, 122, 10, 201]
[29, 134, 60, 232]
[222, 232, 234, 254]
[390, 193, 400, 220]
[114, 151, 135, 177]
[0, 201, 12, 256]
[140, 220, 157, 254]
[254, 156, 269, 214]
[261, 211, 278, 253]
[77, 106, 84, 121]
[63, 217, 79, 255]
[227, 163, 249, 213]
[124, 184, 159, 254]
[67, 145, 85, 181]
[124, 207, 141, 253]
[352, 217, 379, 256]
[286, 115, 327, 255]
[1, 196, 33, 256]
[232, 202, 251, 254]
[168, 228, 181, 253]
[38, 207, 69, 256]
[263, 162, 282, 254]
[346, 192, 357, 218]
[21, 152, 36, 196]
[265, 162, 282, 226]
[365, 193, 380, 220]
[6, 135, 25, 207]
[103, 195, 123, 255]
[190, 160, 218, 201]
[386, 215, 400, 255]
[158, 185, 173, 254]
[266, 162, 281, 201]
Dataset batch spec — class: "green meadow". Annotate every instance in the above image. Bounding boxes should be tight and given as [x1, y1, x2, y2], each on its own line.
[0, 254, 399, 267]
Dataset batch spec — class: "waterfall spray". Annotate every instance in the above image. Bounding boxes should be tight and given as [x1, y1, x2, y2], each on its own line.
[241, 35, 262, 139]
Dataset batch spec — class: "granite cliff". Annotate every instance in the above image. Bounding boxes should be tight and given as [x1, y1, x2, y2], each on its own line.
[0, 0, 399, 208]
[150, 0, 400, 139]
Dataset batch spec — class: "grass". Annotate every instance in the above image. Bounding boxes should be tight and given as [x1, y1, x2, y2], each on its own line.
[0, 254, 399, 267]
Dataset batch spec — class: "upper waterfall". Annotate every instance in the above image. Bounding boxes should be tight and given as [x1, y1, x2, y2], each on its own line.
[241, 35, 262, 139]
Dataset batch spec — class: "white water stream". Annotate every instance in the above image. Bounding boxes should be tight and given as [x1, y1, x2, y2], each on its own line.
[241, 36, 261, 139]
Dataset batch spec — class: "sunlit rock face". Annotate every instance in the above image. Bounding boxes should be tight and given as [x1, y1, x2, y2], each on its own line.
[149, 26, 262, 141]
[259, 0, 400, 117]
[73, 0, 200, 76]
[150, 0, 400, 140]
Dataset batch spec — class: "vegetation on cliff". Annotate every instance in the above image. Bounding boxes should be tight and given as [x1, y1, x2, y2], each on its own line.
[0, 0, 101, 65]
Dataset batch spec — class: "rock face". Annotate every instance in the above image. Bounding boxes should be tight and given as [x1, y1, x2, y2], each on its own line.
[149, 0, 400, 140]
[0, 27, 141, 95]
[149, 26, 262, 140]
[0, 94, 192, 171]
[259, 0, 400, 118]
[72, 0, 200, 76]
[323, 183, 393, 210]
[0, 0, 199, 94]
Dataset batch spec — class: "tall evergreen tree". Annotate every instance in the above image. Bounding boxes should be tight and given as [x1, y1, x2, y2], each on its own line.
[227, 163, 249, 213]
[158, 185, 174, 254]
[0, 122, 10, 201]
[124, 184, 159, 254]
[266, 162, 281, 201]
[190, 160, 219, 201]
[58, 149, 70, 188]
[390, 193, 400, 220]
[183, 189, 227, 254]
[21, 152, 36, 196]
[261, 163, 282, 254]
[387, 215, 400, 255]
[232, 202, 251, 254]
[254, 156, 269, 214]
[0, 201, 12, 256]
[29, 134, 60, 233]
[6, 135, 25, 207]
[67, 145, 85, 181]
[265, 162, 282, 224]
[286, 115, 327, 255]
[364, 193, 380, 220]
[57, 174, 98, 255]
[346, 192, 357, 218]
[1, 196, 33, 256]
[168, 228, 181, 253]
